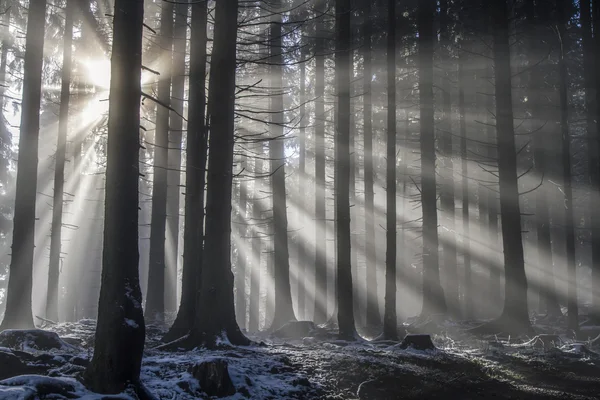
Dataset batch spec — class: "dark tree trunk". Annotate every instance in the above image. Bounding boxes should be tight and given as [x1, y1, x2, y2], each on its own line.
[418, 0, 446, 317]
[163, 0, 207, 343]
[458, 46, 472, 320]
[165, 0, 188, 314]
[438, 0, 459, 319]
[84, 0, 146, 392]
[591, 0, 600, 322]
[47, 0, 74, 323]
[556, 0, 578, 334]
[248, 157, 263, 332]
[189, 0, 248, 347]
[313, 0, 328, 325]
[363, 0, 380, 331]
[297, 49, 307, 320]
[335, 0, 356, 340]
[382, 0, 397, 341]
[146, 0, 174, 322]
[270, 0, 296, 329]
[235, 159, 248, 330]
[485, 0, 532, 333]
[0, 0, 46, 331]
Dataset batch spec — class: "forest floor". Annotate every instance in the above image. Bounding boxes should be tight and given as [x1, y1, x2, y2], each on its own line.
[0, 315, 599, 399]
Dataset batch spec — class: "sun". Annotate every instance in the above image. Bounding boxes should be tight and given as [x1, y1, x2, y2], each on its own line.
[83, 59, 111, 90]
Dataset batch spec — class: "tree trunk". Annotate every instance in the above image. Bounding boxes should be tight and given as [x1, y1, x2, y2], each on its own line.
[313, 0, 327, 325]
[418, 0, 446, 317]
[297, 49, 307, 320]
[84, 0, 146, 392]
[47, 0, 73, 323]
[363, 0, 380, 331]
[235, 159, 248, 330]
[382, 0, 397, 340]
[591, 0, 600, 323]
[0, 0, 46, 331]
[163, 0, 207, 343]
[248, 157, 263, 332]
[189, 0, 248, 347]
[270, 0, 296, 329]
[146, 0, 174, 323]
[335, 0, 356, 340]
[165, 0, 188, 314]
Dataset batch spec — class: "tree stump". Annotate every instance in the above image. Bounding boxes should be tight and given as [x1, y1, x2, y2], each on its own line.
[189, 359, 236, 398]
[399, 334, 436, 351]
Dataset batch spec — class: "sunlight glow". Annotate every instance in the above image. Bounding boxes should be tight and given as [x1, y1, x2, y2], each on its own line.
[83, 59, 112, 90]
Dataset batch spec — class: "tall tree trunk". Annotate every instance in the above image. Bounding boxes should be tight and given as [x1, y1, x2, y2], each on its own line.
[418, 0, 446, 317]
[382, 0, 397, 340]
[235, 158, 248, 330]
[163, 0, 207, 343]
[297, 49, 307, 320]
[363, 0, 380, 330]
[146, 0, 174, 322]
[591, 0, 600, 323]
[481, 0, 531, 333]
[335, 0, 356, 340]
[313, 0, 327, 325]
[84, 0, 146, 392]
[165, 0, 188, 314]
[0, 0, 46, 331]
[438, 0, 459, 318]
[458, 46, 472, 319]
[189, 0, 248, 347]
[47, 0, 74, 323]
[248, 157, 263, 332]
[556, 0, 578, 334]
[270, 0, 296, 329]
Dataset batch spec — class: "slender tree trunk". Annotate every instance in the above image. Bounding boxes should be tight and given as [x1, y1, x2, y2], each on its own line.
[235, 159, 248, 330]
[483, 0, 531, 333]
[418, 0, 446, 317]
[84, 0, 146, 392]
[189, 0, 248, 347]
[165, 0, 188, 314]
[163, 0, 207, 343]
[363, 0, 380, 331]
[556, 1, 578, 334]
[382, 0, 397, 340]
[0, 0, 46, 331]
[591, 0, 600, 323]
[47, 0, 73, 323]
[297, 50, 307, 320]
[438, 0, 459, 318]
[458, 46, 472, 320]
[313, 0, 327, 325]
[335, 0, 355, 340]
[146, 0, 174, 322]
[248, 157, 263, 332]
[270, 0, 296, 329]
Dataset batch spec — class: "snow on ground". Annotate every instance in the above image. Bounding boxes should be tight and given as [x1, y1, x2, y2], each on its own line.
[0, 319, 598, 399]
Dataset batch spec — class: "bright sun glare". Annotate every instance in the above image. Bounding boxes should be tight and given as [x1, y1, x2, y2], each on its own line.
[83, 59, 111, 90]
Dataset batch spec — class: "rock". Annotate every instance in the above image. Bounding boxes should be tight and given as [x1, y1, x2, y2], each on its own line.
[0, 351, 29, 380]
[0, 375, 76, 397]
[272, 321, 316, 339]
[189, 359, 236, 398]
[0, 329, 73, 351]
[399, 334, 436, 351]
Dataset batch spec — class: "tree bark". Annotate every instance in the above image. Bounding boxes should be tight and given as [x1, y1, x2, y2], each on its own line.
[47, 0, 74, 323]
[591, 0, 600, 323]
[248, 157, 263, 332]
[297, 48, 307, 320]
[418, 0, 446, 317]
[0, 0, 47, 331]
[84, 0, 146, 392]
[146, 0, 174, 322]
[235, 158, 248, 330]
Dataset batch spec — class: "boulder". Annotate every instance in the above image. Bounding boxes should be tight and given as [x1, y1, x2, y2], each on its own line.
[0, 351, 29, 380]
[272, 321, 316, 339]
[399, 334, 436, 351]
[188, 359, 236, 398]
[0, 330, 73, 351]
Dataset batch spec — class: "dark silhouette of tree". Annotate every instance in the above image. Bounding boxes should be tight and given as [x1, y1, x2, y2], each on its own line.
[84, 0, 146, 393]
[0, 0, 47, 331]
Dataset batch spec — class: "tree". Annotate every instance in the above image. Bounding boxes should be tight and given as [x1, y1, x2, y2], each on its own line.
[47, 0, 74, 323]
[592, 0, 600, 323]
[270, 0, 296, 329]
[418, 0, 446, 317]
[248, 156, 263, 332]
[335, 0, 356, 340]
[0, 0, 47, 331]
[164, 0, 207, 343]
[235, 158, 248, 330]
[84, 0, 146, 393]
[188, 0, 248, 347]
[382, 0, 397, 341]
[146, 0, 174, 322]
